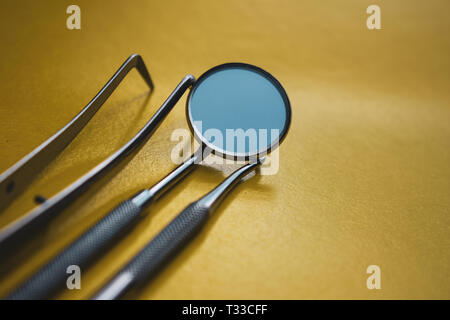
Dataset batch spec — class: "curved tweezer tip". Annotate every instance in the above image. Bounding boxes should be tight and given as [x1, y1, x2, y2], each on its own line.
[130, 53, 154, 91]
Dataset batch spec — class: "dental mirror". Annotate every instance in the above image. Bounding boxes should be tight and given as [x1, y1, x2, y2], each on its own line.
[188, 63, 290, 159]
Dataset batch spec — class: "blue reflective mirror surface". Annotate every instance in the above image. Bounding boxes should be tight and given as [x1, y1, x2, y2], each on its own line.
[188, 64, 290, 158]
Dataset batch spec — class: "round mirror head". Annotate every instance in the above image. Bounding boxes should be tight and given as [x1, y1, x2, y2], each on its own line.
[187, 63, 291, 160]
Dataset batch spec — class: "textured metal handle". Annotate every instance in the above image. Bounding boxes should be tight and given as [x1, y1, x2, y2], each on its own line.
[6, 198, 143, 300]
[94, 201, 209, 300]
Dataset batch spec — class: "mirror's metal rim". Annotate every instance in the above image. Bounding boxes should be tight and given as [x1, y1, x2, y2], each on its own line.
[185, 62, 292, 161]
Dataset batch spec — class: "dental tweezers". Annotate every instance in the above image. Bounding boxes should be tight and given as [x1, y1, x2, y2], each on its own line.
[0, 54, 195, 258]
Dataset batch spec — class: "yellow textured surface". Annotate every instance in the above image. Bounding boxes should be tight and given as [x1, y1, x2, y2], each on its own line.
[0, 0, 449, 299]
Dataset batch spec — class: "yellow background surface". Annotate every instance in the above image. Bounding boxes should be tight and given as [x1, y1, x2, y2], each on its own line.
[0, 0, 449, 299]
